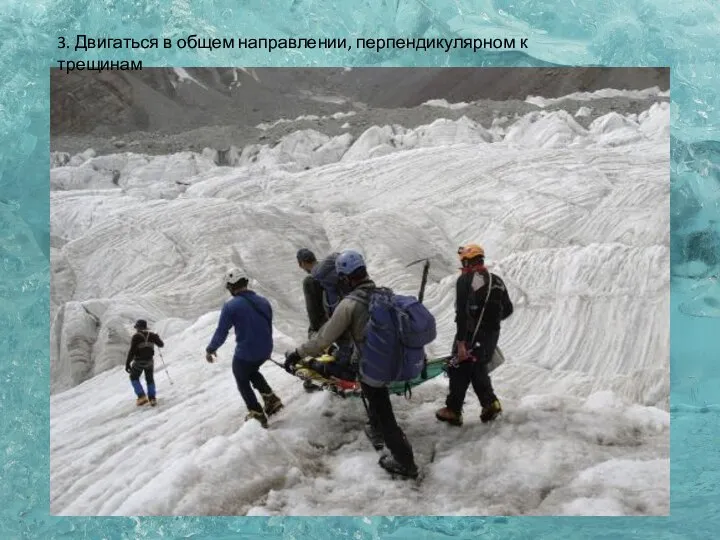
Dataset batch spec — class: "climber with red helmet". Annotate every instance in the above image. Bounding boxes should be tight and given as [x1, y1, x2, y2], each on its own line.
[435, 244, 514, 427]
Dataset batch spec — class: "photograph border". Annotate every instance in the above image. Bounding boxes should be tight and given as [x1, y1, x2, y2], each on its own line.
[1, 3, 715, 537]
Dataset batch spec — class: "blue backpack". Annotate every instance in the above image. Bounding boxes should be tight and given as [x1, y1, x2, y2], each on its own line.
[349, 287, 437, 383]
[311, 252, 341, 316]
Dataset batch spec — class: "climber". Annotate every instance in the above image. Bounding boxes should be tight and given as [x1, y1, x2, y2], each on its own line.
[205, 268, 284, 428]
[285, 250, 420, 479]
[296, 248, 354, 391]
[296, 248, 329, 339]
[436, 244, 513, 427]
[126, 319, 164, 407]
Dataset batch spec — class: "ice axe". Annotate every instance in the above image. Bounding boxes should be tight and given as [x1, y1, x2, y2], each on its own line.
[406, 257, 431, 303]
[406, 257, 431, 379]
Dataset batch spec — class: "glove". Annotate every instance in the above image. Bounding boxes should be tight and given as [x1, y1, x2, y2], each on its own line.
[456, 341, 469, 362]
[284, 350, 302, 373]
[206, 350, 217, 363]
[125, 363, 132, 374]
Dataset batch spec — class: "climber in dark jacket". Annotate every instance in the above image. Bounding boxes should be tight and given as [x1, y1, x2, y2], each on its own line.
[296, 248, 355, 391]
[436, 244, 513, 427]
[297, 248, 329, 337]
[126, 319, 164, 406]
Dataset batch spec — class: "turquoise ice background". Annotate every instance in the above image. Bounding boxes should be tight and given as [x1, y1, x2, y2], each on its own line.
[1, 0, 719, 538]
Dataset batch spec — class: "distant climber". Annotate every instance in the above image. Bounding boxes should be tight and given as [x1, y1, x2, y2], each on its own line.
[205, 268, 284, 428]
[436, 244, 513, 427]
[126, 319, 164, 406]
[285, 250, 420, 479]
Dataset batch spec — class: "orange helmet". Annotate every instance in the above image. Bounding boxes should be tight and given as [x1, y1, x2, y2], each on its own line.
[457, 244, 485, 262]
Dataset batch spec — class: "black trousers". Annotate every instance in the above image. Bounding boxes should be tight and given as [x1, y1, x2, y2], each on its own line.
[362, 382, 415, 467]
[233, 358, 273, 413]
[446, 331, 499, 413]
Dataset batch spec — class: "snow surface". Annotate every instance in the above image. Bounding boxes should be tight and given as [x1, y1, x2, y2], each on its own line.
[256, 111, 356, 131]
[50, 93, 670, 516]
[422, 99, 471, 110]
[525, 86, 670, 107]
[575, 106, 593, 118]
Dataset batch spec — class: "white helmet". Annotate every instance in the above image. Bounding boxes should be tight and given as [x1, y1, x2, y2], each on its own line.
[225, 267, 247, 286]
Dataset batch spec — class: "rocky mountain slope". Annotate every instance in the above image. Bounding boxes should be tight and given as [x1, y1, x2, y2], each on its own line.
[51, 67, 668, 134]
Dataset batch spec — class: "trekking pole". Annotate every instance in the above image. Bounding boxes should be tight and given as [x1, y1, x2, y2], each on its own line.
[158, 351, 174, 385]
[407, 257, 431, 379]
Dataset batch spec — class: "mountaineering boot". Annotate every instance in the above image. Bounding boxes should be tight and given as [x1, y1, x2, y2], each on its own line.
[379, 454, 419, 479]
[136, 395, 149, 406]
[149, 397, 157, 407]
[245, 409, 268, 428]
[480, 400, 502, 423]
[364, 421, 384, 450]
[435, 407, 463, 426]
[261, 392, 284, 416]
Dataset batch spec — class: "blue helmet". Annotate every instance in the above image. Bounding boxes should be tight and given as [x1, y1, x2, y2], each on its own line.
[335, 249, 366, 276]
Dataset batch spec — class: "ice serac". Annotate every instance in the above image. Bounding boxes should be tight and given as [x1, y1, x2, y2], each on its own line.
[51, 301, 99, 392]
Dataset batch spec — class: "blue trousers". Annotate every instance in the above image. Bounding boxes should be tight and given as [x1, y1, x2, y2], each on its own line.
[232, 358, 273, 413]
[129, 362, 155, 398]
